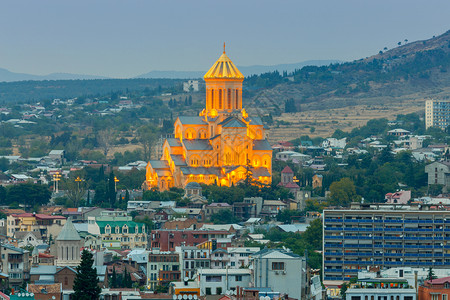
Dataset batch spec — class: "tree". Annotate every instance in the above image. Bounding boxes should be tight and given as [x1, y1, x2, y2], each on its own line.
[210, 209, 239, 224]
[329, 178, 359, 207]
[110, 266, 118, 288]
[138, 125, 159, 161]
[6, 183, 51, 207]
[108, 172, 116, 207]
[428, 267, 436, 281]
[73, 249, 101, 300]
[97, 129, 113, 157]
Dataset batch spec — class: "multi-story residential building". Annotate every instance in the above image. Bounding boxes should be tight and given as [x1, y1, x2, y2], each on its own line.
[425, 161, 450, 192]
[426, 99, 450, 130]
[176, 246, 210, 280]
[251, 249, 307, 300]
[197, 268, 252, 296]
[147, 250, 181, 291]
[92, 210, 147, 250]
[6, 213, 66, 242]
[0, 244, 30, 289]
[228, 247, 260, 268]
[346, 278, 416, 300]
[150, 229, 230, 251]
[210, 248, 229, 269]
[323, 205, 450, 282]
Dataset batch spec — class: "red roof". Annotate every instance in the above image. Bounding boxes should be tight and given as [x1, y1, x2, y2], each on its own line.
[426, 276, 450, 285]
[11, 213, 65, 220]
[281, 166, 294, 174]
[284, 182, 300, 188]
[39, 253, 55, 258]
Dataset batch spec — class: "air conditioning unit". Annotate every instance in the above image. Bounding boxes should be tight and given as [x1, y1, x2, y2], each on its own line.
[274, 271, 279, 275]
[282, 271, 287, 275]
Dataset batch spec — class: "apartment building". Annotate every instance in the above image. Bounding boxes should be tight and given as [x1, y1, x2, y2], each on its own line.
[0, 244, 30, 289]
[150, 229, 229, 251]
[425, 99, 450, 130]
[6, 213, 66, 241]
[323, 205, 450, 282]
[147, 250, 181, 291]
[176, 246, 210, 280]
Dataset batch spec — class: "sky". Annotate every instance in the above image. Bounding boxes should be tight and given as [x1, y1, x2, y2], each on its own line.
[0, 0, 449, 78]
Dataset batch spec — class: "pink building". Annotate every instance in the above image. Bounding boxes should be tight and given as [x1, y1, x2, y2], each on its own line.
[385, 190, 411, 204]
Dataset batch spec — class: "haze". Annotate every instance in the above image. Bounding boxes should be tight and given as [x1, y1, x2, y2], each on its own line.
[0, 0, 449, 78]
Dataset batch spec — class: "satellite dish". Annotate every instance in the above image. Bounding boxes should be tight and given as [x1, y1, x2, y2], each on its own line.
[194, 295, 198, 300]
[183, 295, 188, 300]
[178, 295, 183, 300]
[173, 296, 177, 300]
[260, 297, 265, 300]
[188, 295, 193, 299]
[264, 296, 270, 300]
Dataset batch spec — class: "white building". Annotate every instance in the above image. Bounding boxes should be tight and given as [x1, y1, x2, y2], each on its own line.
[175, 246, 210, 280]
[197, 268, 252, 296]
[251, 249, 307, 300]
[322, 138, 346, 149]
[345, 278, 416, 300]
[183, 80, 200, 92]
[228, 247, 260, 268]
[425, 99, 450, 130]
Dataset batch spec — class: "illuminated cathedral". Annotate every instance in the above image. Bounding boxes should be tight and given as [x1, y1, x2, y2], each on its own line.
[145, 46, 272, 191]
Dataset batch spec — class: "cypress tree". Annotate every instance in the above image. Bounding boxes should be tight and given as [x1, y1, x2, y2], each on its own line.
[73, 249, 101, 300]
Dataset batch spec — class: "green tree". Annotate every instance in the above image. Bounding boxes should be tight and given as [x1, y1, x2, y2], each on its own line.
[329, 178, 359, 207]
[6, 183, 51, 206]
[428, 267, 436, 281]
[210, 209, 238, 224]
[73, 249, 101, 300]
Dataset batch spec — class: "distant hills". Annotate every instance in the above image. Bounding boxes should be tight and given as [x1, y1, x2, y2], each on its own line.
[0, 68, 109, 82]
[0, 60, 340, 82]
[135, 60, 341, 79]
[248, 29, 450, 114]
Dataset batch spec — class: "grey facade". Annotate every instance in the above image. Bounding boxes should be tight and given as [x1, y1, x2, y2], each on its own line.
[323, 208, 450, 281]
[425, 161, 450, 192]
[251, 249, 307, 300]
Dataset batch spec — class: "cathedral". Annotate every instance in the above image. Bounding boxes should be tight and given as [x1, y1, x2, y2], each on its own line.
[145, 46, 272, 191]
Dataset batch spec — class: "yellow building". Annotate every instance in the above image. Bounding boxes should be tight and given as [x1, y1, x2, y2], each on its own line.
[145, 47, 272, 191]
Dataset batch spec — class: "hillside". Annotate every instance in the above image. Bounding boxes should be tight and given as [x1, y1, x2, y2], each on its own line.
[244, 30, 450, 140]
[248, 30, 450, 115]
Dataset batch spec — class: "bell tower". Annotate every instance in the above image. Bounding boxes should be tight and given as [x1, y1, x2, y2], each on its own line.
[203, 43, 244, 117]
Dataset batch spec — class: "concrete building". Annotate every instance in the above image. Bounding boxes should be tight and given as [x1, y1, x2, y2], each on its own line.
[251, 248, 307, 300]
[0, 243, 30, 289]
[176, 246, 210, 280]
[93, 211, 147, 250]
[385, 190, 411, 204]
[323, 205, 450, 282]
[147, 250, 181, 291]
[346, 278, 416, 300]
[197, 268, 252, 296]
[426, 99, 450, 130]
[6, 213, 66, 241]
[150, 229, 229, 251]
[425, 161, 450, 192]
[228, 247, 260, 268]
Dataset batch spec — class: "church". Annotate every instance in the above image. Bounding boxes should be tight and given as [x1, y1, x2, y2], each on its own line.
[145, 46, 272, 191]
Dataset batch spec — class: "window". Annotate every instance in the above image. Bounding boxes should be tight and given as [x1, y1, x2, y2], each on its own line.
[235, 275, 242, 281]
[443, 295, 448, 300]
[206, 288, 211, 295]
[206, 275, 222, 282]
[235, 90, 239, 108]
[272, 262, 285, 270]
[445, 282, 450, 289]
[227, 89, 231, 109]
[216, 287, 222, 295]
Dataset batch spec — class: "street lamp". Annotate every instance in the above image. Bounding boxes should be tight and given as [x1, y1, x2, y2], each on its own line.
[53, 172, 61, 193]
[114, 176, 119, 192]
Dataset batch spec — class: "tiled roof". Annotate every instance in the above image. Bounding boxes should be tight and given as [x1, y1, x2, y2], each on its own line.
[281, 166, 294, 173]
[253, 139, 272, 151]
[183, 140, 213, 151]
[148, 160, 169, 169]
[170, 155, 187, 166]
[166, 138, 182, 147]
[221, 117, 246, 128]
[178, 116, 207, 125]
[179, 167, 221, 176]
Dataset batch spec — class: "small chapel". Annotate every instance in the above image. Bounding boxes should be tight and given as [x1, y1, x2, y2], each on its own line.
[145, 46, 272, 191]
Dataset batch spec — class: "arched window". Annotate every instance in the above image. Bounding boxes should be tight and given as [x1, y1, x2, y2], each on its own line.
[219, 89, 223, 109]
[235, 90, 239, 108]
[227, 89, 231, 109]
[123, 225, 128, 234]
[115, 226, 120, 234]
[211, 89, 214, 108]
[65, 277, 68, 285]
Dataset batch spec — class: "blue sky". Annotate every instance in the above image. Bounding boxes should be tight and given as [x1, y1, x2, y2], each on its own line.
[0, 0, 449, 78]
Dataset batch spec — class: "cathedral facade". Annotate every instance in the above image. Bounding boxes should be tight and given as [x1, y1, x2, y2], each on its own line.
[145, 48, 272, 191]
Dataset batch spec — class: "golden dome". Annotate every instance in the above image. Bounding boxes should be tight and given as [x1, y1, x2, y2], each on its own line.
[204, 44, 244, 80]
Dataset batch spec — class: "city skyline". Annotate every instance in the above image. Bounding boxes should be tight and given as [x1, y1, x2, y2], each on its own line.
[0, 0, 449, 78]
